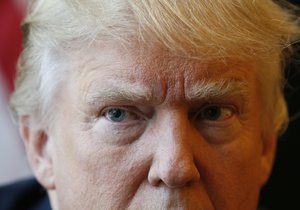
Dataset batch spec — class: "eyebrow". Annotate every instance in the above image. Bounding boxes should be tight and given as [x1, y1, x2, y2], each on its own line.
[84, 78, 250, 106]
[186, 78, 250, 102]
[84, 80, 154, 106]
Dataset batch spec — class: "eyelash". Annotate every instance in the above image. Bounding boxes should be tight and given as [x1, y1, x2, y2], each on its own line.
[195, 104, 236, 122]
[101, 107, 144, 123]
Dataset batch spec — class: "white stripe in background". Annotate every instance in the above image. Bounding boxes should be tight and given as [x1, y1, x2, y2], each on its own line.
[0, 67, 32, 186]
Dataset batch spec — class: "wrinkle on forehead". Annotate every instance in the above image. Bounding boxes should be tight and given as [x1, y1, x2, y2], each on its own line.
[70, 42, 257, 107]
[72, 41, 256, 78]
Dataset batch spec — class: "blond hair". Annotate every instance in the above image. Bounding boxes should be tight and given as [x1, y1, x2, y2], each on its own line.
[10, 0, 300, 136]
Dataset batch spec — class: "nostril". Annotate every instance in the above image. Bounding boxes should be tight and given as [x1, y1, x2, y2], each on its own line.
[148, 167, 161, 187]
[148, 159, 200, 188]
[160, 163, 200, 188]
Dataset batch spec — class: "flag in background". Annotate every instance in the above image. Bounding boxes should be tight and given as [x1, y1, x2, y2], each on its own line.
[0, 0, 32, 185]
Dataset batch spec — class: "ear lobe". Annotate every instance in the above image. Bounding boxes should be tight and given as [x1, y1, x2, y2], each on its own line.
[260, 133, 277, 186]
[19, 116, 55, 190]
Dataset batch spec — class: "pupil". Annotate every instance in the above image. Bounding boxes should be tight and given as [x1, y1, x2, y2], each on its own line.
[205, 107, 221, 120]
[108, 108, 124, 122]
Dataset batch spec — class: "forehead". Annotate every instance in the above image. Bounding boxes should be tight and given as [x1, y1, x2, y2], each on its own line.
[57, 43, 262, 155]
[68, 43, 258, 103]
[64, 44, 259, 110]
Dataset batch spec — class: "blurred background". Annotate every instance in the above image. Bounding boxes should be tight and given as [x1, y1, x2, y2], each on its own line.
[0, 0, 32, 185]
[0, 0, 299, 209]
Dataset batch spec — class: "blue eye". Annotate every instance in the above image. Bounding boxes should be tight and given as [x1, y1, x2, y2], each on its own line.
[103, 107, 142, 123]
[105, 108, 127, 122]
[200, 106, 234, 121]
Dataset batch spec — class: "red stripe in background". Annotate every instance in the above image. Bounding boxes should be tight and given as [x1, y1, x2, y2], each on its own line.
[0, 0, 24, 93]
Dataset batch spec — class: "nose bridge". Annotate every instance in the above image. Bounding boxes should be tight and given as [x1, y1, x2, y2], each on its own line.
[161, 111, 191, 164]
[148, 110, 200, 188]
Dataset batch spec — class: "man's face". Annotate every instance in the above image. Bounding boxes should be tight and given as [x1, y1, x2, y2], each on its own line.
[47, 43, 275, 210]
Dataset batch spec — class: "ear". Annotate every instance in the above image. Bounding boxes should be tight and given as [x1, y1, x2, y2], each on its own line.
[19, 116, 55, 190]
[260, 132, 277, 186]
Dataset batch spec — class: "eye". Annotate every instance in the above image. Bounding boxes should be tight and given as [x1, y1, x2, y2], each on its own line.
[198, 105, 234, 121]
[103, 107, 140, 123]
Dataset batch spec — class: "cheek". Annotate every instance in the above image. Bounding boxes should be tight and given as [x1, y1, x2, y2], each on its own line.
[52, 123, 152, 208]
[200, 131, 264, 209]
[215, 97, 264, 186]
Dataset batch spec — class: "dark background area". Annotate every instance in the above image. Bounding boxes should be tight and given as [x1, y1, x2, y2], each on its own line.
[259, 1, 300, 209]
[260, 48, 300, 210]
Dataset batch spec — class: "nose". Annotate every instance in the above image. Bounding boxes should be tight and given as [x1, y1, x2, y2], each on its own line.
[148, 111, 200, 188]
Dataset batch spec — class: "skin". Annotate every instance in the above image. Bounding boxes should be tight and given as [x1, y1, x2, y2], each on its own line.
[20, 43, 276, 210]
